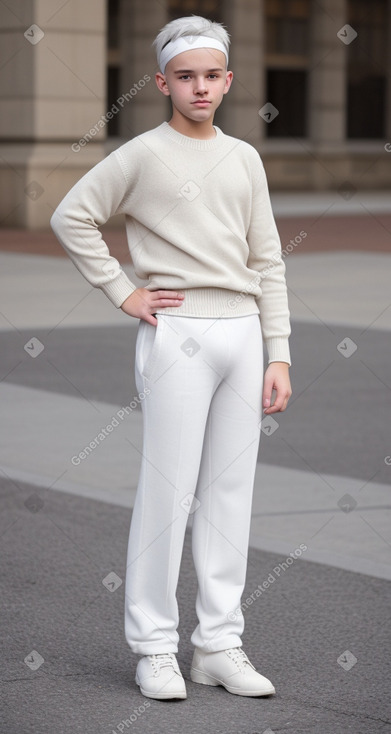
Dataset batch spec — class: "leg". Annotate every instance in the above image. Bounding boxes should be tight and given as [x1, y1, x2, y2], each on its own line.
[124, 314, 221, 655]
[190, 315, 264, 652]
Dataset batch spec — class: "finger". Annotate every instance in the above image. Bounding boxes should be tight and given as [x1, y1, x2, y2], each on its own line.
[153, 290, 185, 301]
[143, 313, 158, 326]
[157, 298, 185, 306]
[262, 377, 274, 410]
[264, 392, 290, 414]
[152, 299, 185, 312]
[264, 401, 281, 414]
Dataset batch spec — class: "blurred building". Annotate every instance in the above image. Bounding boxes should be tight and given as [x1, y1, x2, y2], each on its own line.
[0, 0, 390, 228]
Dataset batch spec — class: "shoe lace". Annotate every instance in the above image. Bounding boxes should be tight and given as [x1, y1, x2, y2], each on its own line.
[148, 652, 177, 675]
[226, 647, 256, 672]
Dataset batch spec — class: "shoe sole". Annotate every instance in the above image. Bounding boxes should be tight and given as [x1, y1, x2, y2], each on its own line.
[135, 673, 187, 700]
[190, 667, 275, 697]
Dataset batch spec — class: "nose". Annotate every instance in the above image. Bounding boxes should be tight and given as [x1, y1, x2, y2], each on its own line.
[194, 75, 207, 94]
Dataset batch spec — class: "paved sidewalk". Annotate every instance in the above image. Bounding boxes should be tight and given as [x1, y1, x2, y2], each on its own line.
[1, 202, 391, 732]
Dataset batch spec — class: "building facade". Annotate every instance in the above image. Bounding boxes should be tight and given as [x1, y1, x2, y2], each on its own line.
[0, 0, 390, 228]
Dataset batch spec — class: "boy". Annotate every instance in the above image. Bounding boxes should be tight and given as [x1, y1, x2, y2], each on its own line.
[50, 15, 292, 701]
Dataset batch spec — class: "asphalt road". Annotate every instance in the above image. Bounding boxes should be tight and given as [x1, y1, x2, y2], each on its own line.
[1, 476, 391, 734]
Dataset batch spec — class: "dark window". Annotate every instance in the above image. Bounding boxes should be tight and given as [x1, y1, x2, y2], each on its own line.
[108, 0, 120, 50]
[168, 1, 222, 21]
[107, 0, 120, 137]
[107, 66, 120, 137]
[346, 0, 387, 138]
[265, 0, 309, 56]
[266, 69, 307, 137]
[264, 0, 310, 138]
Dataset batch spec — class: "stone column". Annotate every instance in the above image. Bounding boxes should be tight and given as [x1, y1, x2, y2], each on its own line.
[118, 0, 169, 138]
[307, 0, 347, 155]
[219, 0, 265, 150]
[0, 0, 106, 228]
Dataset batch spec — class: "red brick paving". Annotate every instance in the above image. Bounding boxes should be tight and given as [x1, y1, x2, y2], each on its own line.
[0, 214, 390, 260]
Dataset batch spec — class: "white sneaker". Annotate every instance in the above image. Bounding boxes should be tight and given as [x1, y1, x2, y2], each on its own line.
[135, 652, 187, 699]
[190, 646, 275, 697]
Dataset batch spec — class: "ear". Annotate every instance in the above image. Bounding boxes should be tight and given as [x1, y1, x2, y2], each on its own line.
[155, 72, 171, 97]
[223, 70, 234, 95]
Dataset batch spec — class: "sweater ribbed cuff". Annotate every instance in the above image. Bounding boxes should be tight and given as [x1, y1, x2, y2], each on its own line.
[265, 337, 291, 366]
[99, 270, 137, 308]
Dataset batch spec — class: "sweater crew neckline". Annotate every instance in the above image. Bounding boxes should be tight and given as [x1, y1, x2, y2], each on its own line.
[159, 120, 225, 150]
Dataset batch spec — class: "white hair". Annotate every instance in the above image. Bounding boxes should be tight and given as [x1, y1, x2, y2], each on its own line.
[152, 14, 230, 63]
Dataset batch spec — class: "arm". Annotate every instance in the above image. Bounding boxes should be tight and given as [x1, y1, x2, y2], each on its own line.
[246, 154, 292, 412]
[50, 150, 184, 324]
[50, 150, 137, 308]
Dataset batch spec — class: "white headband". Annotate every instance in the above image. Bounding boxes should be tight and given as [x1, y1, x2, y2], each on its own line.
[159, 35, 229, 74]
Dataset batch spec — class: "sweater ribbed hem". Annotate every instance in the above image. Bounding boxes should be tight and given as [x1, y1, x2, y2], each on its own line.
[153, 287, 260, 319]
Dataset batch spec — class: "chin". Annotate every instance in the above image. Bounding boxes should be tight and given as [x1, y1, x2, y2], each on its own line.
[189, 108, 214, 118]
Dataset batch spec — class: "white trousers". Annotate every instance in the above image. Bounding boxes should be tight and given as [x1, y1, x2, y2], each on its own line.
[124, 313, 264, 655]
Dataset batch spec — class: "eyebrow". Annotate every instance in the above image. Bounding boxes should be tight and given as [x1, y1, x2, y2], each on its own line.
[173, 68, 224, 73]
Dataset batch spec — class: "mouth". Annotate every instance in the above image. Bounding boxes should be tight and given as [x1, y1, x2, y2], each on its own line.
[192, 100, 211, 106]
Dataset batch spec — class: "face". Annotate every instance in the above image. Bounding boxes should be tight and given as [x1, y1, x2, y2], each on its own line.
[155, 48, 233, 124]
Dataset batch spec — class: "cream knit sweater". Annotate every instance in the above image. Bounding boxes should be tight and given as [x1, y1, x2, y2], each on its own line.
[50, 121, 291, 364]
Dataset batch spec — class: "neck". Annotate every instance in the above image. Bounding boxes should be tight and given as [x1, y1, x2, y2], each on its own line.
[168, 113, 216, 140]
